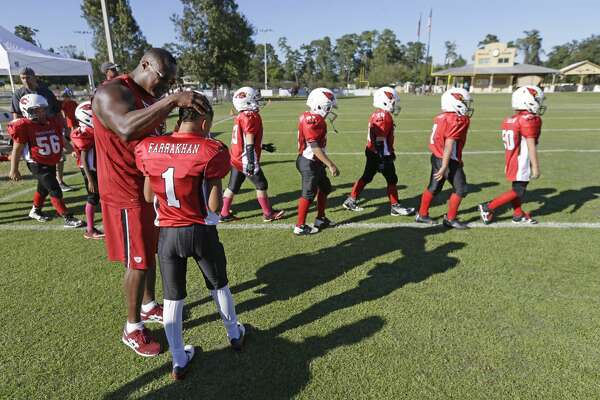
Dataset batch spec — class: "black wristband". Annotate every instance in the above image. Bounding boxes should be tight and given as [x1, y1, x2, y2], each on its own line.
[245, 144, 255, 163]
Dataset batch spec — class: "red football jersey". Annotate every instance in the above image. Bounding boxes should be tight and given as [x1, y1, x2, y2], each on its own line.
[135, 133, 231, 227]
[8, 117, 64, 166]
[93, 75, 164, 207]
[367, 109, 395, 155]
[297, 111, 327, 161]
[230, 111, 263, 173]
[61, 100, 78, 129]
[428, 112, 470, 163]
[501, 111, 542, 182]
[71, 126, 96, 170]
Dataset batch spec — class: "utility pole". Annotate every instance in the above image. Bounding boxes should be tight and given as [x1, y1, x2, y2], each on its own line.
[258, 28, 273, 90]
[100, 0, 115, 63]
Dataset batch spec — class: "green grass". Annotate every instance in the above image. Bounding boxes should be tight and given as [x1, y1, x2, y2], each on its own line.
[2, 93, 600, 399]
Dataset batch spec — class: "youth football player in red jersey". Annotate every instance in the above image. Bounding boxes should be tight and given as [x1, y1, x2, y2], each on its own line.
[92, 48, 211, 357]
[479, 86, 546, 225]
[8, 94, 84, 228]
[219, 86, 284, 222]
[135, 105, 247, 380]
[70, 101, 104, 239]
[343, 87, 415, 216]
[415, 87, 474, 229]
[294, 88, 340, 235]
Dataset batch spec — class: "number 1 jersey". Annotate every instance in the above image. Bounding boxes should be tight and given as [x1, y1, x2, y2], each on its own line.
[134, 133, 231, 227]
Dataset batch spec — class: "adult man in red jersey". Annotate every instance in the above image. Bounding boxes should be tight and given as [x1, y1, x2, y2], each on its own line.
[92, 48, 210, 357]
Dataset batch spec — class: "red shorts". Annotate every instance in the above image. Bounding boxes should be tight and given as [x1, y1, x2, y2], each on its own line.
[101, 201, 158, 270]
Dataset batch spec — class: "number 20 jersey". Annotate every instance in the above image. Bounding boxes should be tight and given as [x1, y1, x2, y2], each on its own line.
[501, 111, 542, 182]
[8, 117, 64, 165]
[135, 133, 231, 227]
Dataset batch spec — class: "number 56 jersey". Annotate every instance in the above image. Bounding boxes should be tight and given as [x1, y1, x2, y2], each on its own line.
[501, 111, 542, 182]
[8, 117, 64, 166]
[135, 133, 231, 227]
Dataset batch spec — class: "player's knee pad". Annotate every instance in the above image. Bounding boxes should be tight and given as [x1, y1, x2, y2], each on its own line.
[453, 184, 468, 198]
[427, 180, 444, 196]
[384, 171, 398, 186]
[251, 174, 268, 191]
[49, 188, 63, 199]
[87, 193, 100, 206]
[301, 188, 316, 202]
[319, 177, 333, 196]
[360, 173, 374, 184]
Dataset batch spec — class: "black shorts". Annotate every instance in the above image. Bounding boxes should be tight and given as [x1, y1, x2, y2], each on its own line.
[227, 166, 268, 194]
[296, 155, 332, 201]
[511, 181, 529, 198]
[360, 149, 398, 185]
[426, 155, 468, 197]
[158, 224, 228, 300]
[27, 162, 62, 199]
[81, 169, 100, 206]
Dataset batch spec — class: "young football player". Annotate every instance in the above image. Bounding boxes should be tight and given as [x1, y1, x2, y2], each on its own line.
[294, 88, 340, 235]
[135, 105, 247, 380]
[70, 101, 104, 239]
[478, 86, 545, 225]
[415, 87, 474, 229]
[343, 87, 415, 216]
[8, 94, 83, 228]
[219, 86, 284, 222]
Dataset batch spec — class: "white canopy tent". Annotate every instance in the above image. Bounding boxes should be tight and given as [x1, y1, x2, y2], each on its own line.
[0, 25, 94, 92]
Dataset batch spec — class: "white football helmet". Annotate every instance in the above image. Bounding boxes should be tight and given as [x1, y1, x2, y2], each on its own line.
[441, 87, 473, 117]
[512, 85, 546, 115]
[232, 86, 262, 112]
[75, 101, 93, 128]
[19, 93, 48, 120]
[373, 86, 399, 114]
[306, 88, 337, 118]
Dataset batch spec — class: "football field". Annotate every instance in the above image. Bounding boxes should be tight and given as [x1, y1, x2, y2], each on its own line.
[2, 92, 600, 399]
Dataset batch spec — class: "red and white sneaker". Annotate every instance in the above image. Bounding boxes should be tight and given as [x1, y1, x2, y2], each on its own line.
[83, 228, 105, 240]
[263, 209, 285, 222]
[141, 303, 164, 324]
[121, 327, 161, 357]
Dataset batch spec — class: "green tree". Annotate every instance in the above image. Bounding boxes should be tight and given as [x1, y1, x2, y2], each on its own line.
[335, 33, 359, 85]
[444, 41, 458, 67]
[299, 44, 316, 87]
[517, 29, 543, 65]
[248, 43, 283, 88]
[278, 37, 301, 85]
[451, 55, 467, 68]
[14, 25, 39, 46]
[170, 0, 255, 89]
[311, 36, 337, 86]
[372, 29, 403, 65]
[81, 0, 150, 73]
[478, 34, 500, 47]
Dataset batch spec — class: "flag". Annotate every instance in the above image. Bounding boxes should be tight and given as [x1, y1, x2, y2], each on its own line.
[427, 9, 432, 33]
[417, 13, 422, 40]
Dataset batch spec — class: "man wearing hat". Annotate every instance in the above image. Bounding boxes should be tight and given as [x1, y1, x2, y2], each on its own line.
[100, 62, 119, 83]
[10, 67, 74, 191]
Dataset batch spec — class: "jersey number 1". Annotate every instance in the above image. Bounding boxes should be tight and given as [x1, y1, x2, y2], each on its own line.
[161, 167, 180, 208]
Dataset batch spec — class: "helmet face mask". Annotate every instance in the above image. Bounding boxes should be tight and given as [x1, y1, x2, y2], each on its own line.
[75, 101, 93, 129]
[233, 87, 262, 112]
[307, 88, 337, 118]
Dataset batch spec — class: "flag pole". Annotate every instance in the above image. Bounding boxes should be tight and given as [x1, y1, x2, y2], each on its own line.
[425, 9, 433, 85]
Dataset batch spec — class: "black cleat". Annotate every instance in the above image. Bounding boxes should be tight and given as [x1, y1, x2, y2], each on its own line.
[442, 215, 469, 229]
[219, 213, 239, 223]
[314, 216, 335, 230]
[64, 215, 84, 228]
[293, 224, 318, 236]
[391, 203, 415, 216]
[512, 213, 538, 225]
[29, 206, 50, 222]
[171, 345, 195, 380]
[230, 323, 247, 352]
[415, 213, 437, 225]
[343, 197, 364, 212]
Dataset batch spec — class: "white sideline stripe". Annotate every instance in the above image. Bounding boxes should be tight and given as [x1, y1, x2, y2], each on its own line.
[0, 172, 80, 203]
[263, 128, 600, 135]
[2, 222, 600, 232]
[263, 149, 600, 156]
[212, 115, 235, 126]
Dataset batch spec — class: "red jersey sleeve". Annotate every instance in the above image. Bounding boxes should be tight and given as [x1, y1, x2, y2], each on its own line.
[369, 111, 393, 137]
[519, 114, 542, 139]
[240, 112, 261, 136]
[71, 128, 95, 151]
[7, 119, 29, 143]
[204, 141, 231, 180]
[134, 141, 150, 176]
[444, 115, 469, 140]
[303, 117, 326, 144]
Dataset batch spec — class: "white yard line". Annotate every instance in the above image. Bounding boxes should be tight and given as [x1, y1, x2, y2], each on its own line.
[2, 221, 600, 232]
[262, 149, 600, 156]
[0, 172, 81, 202]
[261, 128, 600, 135]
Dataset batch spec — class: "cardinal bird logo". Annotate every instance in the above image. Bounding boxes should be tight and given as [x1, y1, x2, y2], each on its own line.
[451, 93, 464, 102]
[527, 87, 539, 97]
[384, 91, 394, 100]
[322, 91, 334, 100]
[235, 92, 247, 98]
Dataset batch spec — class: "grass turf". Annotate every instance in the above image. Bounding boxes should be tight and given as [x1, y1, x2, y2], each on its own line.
[1, 93, 600, 399]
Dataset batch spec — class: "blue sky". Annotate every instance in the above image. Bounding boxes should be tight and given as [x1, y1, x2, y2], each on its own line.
[1, 0, 598, 64]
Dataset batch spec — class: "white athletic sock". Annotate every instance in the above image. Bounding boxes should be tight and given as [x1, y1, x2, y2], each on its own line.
[126, 321, 144, 334]
[141, 300, 158, 313]
[163, 299, 187, 367]
[211, 286, 240, 339]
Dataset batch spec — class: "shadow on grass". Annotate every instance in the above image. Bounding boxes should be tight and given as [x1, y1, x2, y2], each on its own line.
[103, 316, 385, 400]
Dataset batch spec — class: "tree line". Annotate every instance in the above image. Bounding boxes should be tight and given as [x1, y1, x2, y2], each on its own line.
[11, 0, 600, 89]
